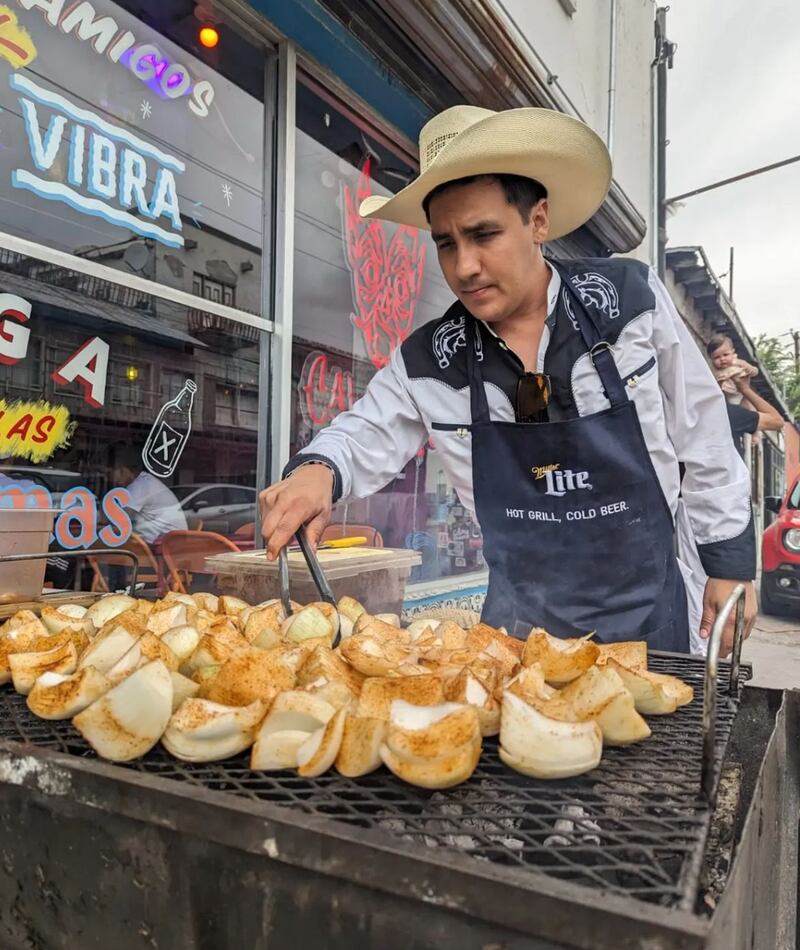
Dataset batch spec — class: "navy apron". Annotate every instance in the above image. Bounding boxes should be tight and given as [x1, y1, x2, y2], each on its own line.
[471, 268, 689, 651]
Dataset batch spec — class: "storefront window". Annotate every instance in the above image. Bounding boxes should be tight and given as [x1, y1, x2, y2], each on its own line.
[0, 0, 268, 594]
[292, 79, 484, 583]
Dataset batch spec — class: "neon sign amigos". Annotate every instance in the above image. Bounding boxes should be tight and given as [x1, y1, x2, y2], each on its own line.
[12, 73, 184, 248]
[16, 0, 215, 117]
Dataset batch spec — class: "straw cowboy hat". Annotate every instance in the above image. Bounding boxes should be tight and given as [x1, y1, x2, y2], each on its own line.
[359, 105, 612, 240]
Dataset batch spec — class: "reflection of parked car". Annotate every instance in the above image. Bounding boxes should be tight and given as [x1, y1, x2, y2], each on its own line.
[0, 465, 83, 508]
[761, 476, 800, 615]
[172, 483, 257, 535]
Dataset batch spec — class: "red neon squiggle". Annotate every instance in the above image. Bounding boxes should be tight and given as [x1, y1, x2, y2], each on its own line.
[299, 350, 355, 428]
[342, 158, 426, 370]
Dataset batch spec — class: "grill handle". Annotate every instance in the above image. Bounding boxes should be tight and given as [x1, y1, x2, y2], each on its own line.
[0, 549, 140, 597]
[701, 582, 746, 803]
[278, 525, 339, 647]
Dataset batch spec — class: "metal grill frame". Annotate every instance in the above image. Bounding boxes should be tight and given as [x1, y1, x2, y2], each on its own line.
[0, 652, 749, 916]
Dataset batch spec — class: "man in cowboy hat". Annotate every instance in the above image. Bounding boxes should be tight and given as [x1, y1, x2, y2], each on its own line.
[260, 105, 756, 656]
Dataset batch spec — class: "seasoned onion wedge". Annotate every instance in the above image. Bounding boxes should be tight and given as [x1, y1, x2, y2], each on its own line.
[552, 666, 651, 746]
[162, 698, 266, 762]
[0, 610, 43, 636]
[202, 647, 294, 706]
[596, 641, 648, 671]
[357, 674, 445, 721]
[169, 671, 200, 711]
[219, 595, 250, 617]
[521, 628, 600, 685]
[297, 707, 348, 777]
[257, 690, 335, 734]
[0, 628, 67, 684]
[405, 618, 441, 641]
[41, 604, 92, 637]
[506, 663, 558, 705]
[250, 729, 310, 771]
[95, 608, 147, 641]
[191, 665, 221, 688]
[163, 592, 198, 609]
[78, 623, 141, 675]
[467, 623, 524, 659]
[161, 625, 201, 664]
[340, 634, 414, 677]
[374, 613, 401, 628]
[297, 644, 364, 696]
[335, 716, 386, 777]
[380, 740, 481, 790]
[352, 614, 407, 641]
[303, 677, 356, 711]
[435, 621, 469, 651]
[605, 659, 684, 714]
[281, 604, 338, 645]
[84, 594, 137, 631]
[27, 667, 112, 719]
[243, 602, 287, 648]
[479, 637, 521, 678]
[337, 596, 365, 639]
[10, 638, 78, 695]
[146, 603, 188, 637]
[649, 671, 693, 707]
[386, 700, 480, 759]
[378, 699, 482, 789]
[182, 629, 249, 676]
[444, 668, 501, 736]
[191, 592, 220, 613]
[73, 660, 173, 762]
[107, 632, 180, 682]
[500, 691, 602, 779]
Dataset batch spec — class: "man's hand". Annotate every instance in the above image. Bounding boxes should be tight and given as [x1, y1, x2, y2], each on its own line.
[699, 578, 757, 657]
[259, 465, 334, 561]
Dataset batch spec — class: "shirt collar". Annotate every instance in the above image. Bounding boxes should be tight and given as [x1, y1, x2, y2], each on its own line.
[482, 259, 560, 341]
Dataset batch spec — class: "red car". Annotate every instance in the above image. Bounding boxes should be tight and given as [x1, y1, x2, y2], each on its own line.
[761, 475, 800, 614]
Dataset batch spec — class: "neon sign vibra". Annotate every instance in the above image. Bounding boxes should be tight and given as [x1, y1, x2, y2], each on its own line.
[15, 0, 215, 117]
[12, 73, 185, 248]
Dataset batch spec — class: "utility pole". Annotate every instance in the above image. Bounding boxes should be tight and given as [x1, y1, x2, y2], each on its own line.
[654, 8, 676, 279]
[728, 246, 734, 300]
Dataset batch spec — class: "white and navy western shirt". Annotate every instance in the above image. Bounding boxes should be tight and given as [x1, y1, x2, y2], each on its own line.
[286, 257, 755, 582]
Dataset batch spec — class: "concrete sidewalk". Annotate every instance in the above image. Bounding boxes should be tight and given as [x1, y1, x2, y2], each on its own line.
[742, 612, 800, 690]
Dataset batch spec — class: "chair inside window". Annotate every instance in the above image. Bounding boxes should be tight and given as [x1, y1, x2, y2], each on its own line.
[321, 523, 384, 547]
[160, 529, 241, 594]
[87, 532, 161, 594]
[233, 522, 256, 541]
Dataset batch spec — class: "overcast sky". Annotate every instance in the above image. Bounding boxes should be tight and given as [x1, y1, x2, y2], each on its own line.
[666, 0, 800, 341]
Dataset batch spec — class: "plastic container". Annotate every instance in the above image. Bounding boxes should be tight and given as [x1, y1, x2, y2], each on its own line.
[0, 508, 58, 605]
[205, 547, 422, 616]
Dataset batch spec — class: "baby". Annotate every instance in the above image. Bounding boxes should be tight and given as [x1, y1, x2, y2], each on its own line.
[706, 334, 758, 407]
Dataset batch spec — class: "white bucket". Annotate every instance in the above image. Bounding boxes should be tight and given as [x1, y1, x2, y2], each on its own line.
[0, 508, 58, 605]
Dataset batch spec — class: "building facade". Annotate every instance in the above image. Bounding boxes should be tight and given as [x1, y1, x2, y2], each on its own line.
[666, 246, 792, 566]
[0, 0, 658, 604]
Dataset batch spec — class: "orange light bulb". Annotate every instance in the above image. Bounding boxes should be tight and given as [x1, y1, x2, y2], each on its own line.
[199, 25, 219, 48]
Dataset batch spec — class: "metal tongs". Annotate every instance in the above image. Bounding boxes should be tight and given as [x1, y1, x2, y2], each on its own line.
[278, 525, 340, 647]
[700, 583, 747, 804]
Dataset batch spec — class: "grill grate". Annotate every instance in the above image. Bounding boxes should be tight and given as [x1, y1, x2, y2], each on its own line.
[0, 653, 747, 909]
